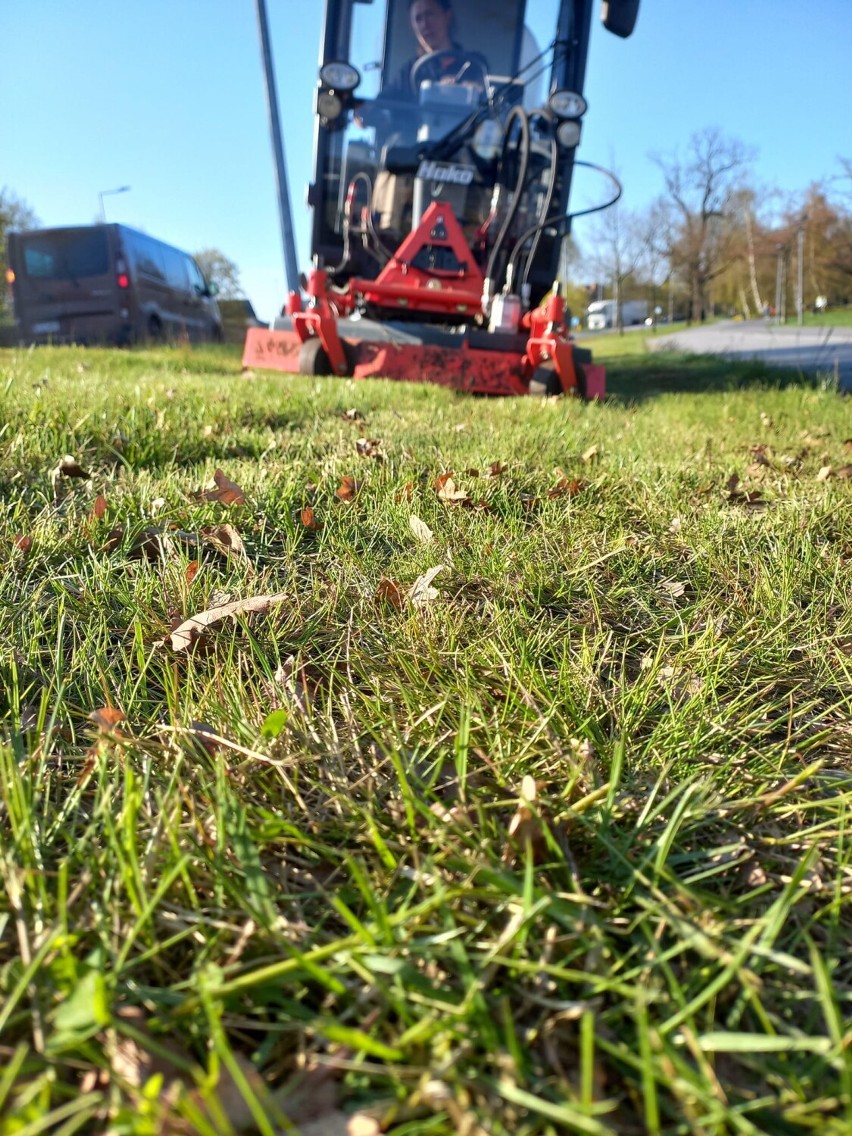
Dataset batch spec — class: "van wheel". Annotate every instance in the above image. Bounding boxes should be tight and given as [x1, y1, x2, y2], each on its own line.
[147, 315, 164, 342]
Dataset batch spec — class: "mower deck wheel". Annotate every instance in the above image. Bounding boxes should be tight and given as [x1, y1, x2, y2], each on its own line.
[298, 337, 354, 377]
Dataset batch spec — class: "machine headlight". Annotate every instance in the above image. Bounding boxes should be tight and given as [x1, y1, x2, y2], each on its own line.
[319, 61, 360, 92]
[548, 89, 587, 119]
[317, 91, 344, 120]
[556, 119, 582, 149]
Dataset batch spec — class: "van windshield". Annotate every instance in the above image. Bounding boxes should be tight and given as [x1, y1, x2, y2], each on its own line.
[20, 230, 110, 281]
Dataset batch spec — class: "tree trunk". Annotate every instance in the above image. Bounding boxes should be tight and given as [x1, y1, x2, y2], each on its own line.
[744, 210, 764, 314]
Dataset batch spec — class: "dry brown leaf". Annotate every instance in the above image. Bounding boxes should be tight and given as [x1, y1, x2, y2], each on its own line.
[835, 463, 852, 479]
[89, 707, 126, 734]
[396, 481, 414, 503]
[104, 525, 167, 560]
[376, 577, 406, 609]
[487, 461, 507, 478]
[816, 465, 833, 482]
[200, 469, 246, 506]
[185, 560, 200, 585]
[201, 523, 248, 561]
[12, 534, 33, 554]
[168, 592, 288, 653]
[409, 515, 434, 543]
[356, 437, 383, 459]
[342, 407, 365, 422]
[547, 478, 585, 498]
[336, 476, 361, 502]
[90, 494, 108, 520]
[435, 472, 468, 504]
[301, 506, 322, 530]
[409, 565, 444, 607]
[56, 455, 91, 479]
[581, 444, 599, 463]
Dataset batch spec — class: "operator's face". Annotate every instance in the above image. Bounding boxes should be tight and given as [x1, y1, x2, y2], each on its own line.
[410, 0, 453, 54]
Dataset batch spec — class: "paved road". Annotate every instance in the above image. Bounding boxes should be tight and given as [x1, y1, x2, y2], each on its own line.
[645, 320, 852, 390]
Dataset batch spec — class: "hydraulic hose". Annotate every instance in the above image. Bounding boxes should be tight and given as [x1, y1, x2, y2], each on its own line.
[507, 160, 623, 289]
[484, 106, 531, 300]
[520, 125, 560, 293]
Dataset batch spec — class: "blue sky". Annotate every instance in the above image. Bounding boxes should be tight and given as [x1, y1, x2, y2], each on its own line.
[2, 1, 849, 322]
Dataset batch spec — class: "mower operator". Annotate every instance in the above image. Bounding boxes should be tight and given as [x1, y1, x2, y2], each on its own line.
[395, 0, 489, 95]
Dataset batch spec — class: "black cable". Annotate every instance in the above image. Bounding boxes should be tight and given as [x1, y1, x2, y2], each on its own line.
[484, 106, 530, 294]
[507, 160, 623, 287]
[520, 128, 560, 293]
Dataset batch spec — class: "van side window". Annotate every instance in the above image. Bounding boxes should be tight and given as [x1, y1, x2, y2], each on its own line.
[186, 258, 207, 295]
[161, 248, 190, 291]
[129, 232, 166, 281]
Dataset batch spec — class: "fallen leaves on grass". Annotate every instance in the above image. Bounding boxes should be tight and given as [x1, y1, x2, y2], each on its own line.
[408, 564, 444, 607]
[547, 477, 586, 499]
[88, 707, 126, 735]
[301, 506, 322, 530]
[581, 444, 599, 464]
[201, 523, 249, 564]
[168, 592, 288, 653]
[725, 474, 765, 507]
[12, 534, 33, 555]
[199, 469, 246, 506]
[89, 494, 108, 520]
[336, 476, 361, 502]
[104, 525, 167, 560]
[409, 515, 434, 543]
[376, 577, 406, 609]
[342, 407, 364, 422]
[355, 437, 383, 459]
[54, 455, 91, 480]
[435, 472, 469, 505]
[376, 566, 444, 609]
[817, 464, 852, 481]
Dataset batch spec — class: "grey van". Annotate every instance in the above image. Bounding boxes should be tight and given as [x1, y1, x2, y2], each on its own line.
[6, 224, 222, 345]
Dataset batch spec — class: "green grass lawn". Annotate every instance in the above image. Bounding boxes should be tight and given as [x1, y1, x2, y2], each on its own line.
[1, 342, 851, 1135]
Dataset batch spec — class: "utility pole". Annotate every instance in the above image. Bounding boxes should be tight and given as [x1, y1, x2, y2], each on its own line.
[775, 244, 784, 324]
[255, 0, 300, 297]
[796, 214, 807, 326]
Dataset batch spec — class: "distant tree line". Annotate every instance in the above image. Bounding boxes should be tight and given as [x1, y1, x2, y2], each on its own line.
[4, 130, 852, 330]
[578, 127, 852, 329]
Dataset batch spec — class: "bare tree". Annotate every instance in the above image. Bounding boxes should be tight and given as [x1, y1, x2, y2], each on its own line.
[651, 129, 755, 322]
[584, 201, 647, 333]
[194, 248, 243, 299]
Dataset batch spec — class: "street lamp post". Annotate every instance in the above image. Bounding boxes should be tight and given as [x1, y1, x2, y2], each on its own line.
[98, 185, 131, 223]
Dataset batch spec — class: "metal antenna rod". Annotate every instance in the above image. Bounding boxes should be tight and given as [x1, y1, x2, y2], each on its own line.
[255, 0, 300, 296]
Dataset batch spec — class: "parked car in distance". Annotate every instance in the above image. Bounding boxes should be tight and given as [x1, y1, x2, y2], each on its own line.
[218, 298, 265, 343]
[6, 224, 222, 345]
